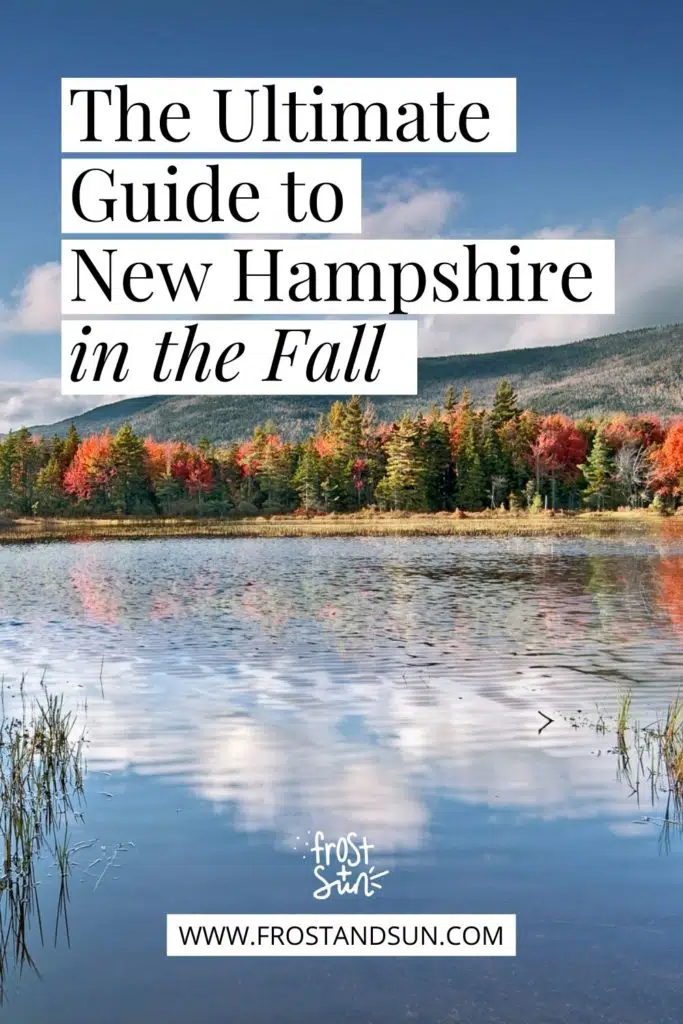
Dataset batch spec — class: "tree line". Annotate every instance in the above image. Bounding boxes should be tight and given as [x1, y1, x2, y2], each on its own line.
[2, 381, 683, 517]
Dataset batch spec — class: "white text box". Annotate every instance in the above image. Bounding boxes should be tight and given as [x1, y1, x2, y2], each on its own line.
[61, 318, 418, 396]
[61, 238, 616, 316]
[61, 158, 362, 234]
[166, 914, 517, 957]
[61, 78, 516, 153]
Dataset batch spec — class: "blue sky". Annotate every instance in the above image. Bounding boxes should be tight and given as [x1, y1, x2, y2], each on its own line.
[1, 0, 682, 427]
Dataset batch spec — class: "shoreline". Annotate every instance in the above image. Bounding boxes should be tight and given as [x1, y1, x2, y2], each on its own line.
[0, 510, 680, 544]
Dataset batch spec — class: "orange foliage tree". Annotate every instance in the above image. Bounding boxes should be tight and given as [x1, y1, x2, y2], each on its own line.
[63, 433, 114, 503]
[649, 420, 683, 499]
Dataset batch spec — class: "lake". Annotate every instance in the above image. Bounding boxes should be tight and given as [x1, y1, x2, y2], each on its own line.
[2, 534, 683, 1022]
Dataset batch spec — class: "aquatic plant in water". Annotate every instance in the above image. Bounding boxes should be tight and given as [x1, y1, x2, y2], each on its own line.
[612, 692, 683, 845]
[0, 678, 85, 1001]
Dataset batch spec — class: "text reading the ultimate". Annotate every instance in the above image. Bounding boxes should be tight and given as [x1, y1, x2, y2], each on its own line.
[61, 78, 517, 153]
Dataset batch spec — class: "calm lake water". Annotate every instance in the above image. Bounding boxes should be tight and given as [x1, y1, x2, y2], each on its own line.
[2, 534, 683, 1022]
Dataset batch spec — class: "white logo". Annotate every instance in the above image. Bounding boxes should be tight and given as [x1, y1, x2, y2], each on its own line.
[303, 831, 390, 900]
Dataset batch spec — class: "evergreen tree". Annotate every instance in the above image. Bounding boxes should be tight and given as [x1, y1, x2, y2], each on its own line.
[482, 414, 508, 507]
[62, 424, 81, 468]
[326, 402, 346, 439]
[455, 416, 486, 510]
[580, 430, 614, 510]
[155, 472, 184, 516]
[320, 475, 341, 512]
[34, 458, 66, 515]
[449, 392, 486, 510]
[109, 424, 150, 513]
[293, 441, 321, 510]
[458, 387, 473, 416]
[499, 410, 539, 497]
[0, 428, 42, 514]
[339, 396, 365, 506]
[338, 396, 364, 464]
[319, 397, 367, 509]
[490, 379, 520, 429]
[319, 401, 349, 507]
[421, 417, 452, 510]
[259, 437, 295, 512]
[378, 416, 427, 510]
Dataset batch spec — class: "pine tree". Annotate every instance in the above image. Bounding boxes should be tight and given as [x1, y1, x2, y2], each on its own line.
[34, 458, 66, 515]
[155, 472, 183, 516]
[481, 413, 508, 507]
[455, 415, 486, 510]
[259, 437, 295, 512]
[0, 428, 42, 514]
[322, 397, 366, 509]
[59, 424, 80, 474]
[421, 417, 452, 510]
[320, 475, 341, 512]
[490, 379, 520, 429]
[580, 429, 614, 510]
[326, 402, 346, 438]
[293, 440, 321, 510]
[379, 415, 427, 510]
[444, 384, 457, 413]
[458, 387, 473, 416]
[499, 409, 539, 496]
[338, 396, 364, 464]
[109, 424, 150, 513]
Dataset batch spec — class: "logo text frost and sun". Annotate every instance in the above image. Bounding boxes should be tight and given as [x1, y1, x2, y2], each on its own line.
[306, 831, 390, 900]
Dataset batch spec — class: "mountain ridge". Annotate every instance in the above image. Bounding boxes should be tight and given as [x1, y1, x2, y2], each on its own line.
[32, 322, 683, 443]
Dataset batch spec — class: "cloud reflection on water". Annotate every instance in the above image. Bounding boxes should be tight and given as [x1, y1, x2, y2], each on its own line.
[0, 537, 682, 851]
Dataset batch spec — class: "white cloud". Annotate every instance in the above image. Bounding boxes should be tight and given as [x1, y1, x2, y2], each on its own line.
[419, 200, 683, 355]
[0, 379, 113, 434]
[0, 261, 60, 336]
[362, 178, 459, 238]
[226, 177, 460, 241]
[0, 636, 647, 851]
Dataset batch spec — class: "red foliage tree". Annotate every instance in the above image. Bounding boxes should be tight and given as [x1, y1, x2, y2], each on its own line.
[164, 445, 214, 496]
[63, 433, 114, 502]
[185, 451, 214, 496]
[603, 414, 665, 452]
[649, 420, 683, 498]
[529, 414, 588, 508]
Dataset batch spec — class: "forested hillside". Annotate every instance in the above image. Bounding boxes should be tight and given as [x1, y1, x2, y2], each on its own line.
[34, 323, 683, 444]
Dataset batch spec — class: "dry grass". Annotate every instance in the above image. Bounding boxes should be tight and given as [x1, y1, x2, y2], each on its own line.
[0, 509, 675, 544]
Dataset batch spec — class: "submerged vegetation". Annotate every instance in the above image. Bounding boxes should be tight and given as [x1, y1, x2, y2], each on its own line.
[0, 680, 85, 1001]
[2, 382, 683, 524]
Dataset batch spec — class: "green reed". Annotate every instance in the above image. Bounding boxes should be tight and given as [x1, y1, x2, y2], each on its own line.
[615, 690, 632, 749]
[611, 692, 683, 838]
[0, 677, 85, 1000]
